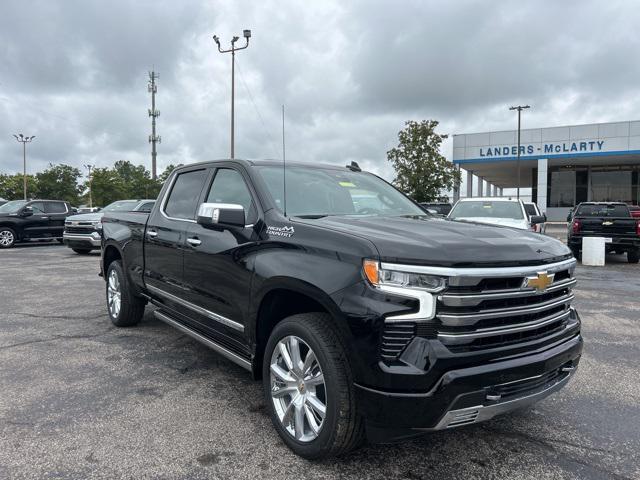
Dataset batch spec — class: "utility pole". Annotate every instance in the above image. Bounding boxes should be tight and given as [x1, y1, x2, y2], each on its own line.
[13, 134, 35, 200]
[148, 71, 161, 180]
[509, 105, 530, 200]
[213, 29, 251, 159]
[84, 164, 94, 208]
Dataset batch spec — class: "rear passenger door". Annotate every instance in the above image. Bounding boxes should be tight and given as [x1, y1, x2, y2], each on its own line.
[144, 167, 209, 310]
[44, 201, 69, 237]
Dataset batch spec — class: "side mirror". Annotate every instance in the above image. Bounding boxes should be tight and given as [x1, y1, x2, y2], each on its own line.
[22, 206, 34, 217]
[197, 202, 245, 228]
[530, 215, 545, 225]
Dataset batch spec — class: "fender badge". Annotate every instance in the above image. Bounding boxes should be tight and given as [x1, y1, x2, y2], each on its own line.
[267, 225, 295, 238]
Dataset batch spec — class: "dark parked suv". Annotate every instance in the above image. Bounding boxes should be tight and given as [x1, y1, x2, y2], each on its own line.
[101, 160, 582, 458]
[0, 199, 73, 248]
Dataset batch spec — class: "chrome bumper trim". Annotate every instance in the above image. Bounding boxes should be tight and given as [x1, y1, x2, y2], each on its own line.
[62, 233, 101, 247]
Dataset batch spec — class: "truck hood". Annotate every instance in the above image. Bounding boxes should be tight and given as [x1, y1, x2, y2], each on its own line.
[451, 217, 528, 230]
[65, 212, 104, 222]
[297, 215, 570, 267]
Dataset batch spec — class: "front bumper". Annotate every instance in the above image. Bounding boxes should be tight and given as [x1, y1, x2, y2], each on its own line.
[63, 232, 102, 248]
[356, 332, 583, 442]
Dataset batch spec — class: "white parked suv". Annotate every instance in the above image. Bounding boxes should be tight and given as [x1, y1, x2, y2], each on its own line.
[448, 197, 545, 231]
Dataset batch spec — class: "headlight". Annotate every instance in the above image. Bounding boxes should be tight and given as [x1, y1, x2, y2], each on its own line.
[363, 259, 447, 292]
[92, 220, 102, 230]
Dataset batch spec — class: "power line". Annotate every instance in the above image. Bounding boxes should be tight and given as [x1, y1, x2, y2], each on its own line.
[234, 58, 282, 159]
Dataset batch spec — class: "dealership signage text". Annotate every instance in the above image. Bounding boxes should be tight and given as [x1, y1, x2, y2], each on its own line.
[479, 140, 605, 157]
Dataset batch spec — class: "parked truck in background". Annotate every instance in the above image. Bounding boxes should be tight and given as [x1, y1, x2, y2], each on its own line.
[101, 160, 583, 459]
[567, 202, 640, 263]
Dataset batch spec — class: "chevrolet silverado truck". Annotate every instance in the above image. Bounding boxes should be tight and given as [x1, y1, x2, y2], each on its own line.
[0, 199, 73, 248]
[101, 160, 583, 459]
[63, 199, 155, 254]
[567, 202, 640, 263]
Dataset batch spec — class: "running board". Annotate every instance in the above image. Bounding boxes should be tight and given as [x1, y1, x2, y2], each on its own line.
[154, 310, 252, 371]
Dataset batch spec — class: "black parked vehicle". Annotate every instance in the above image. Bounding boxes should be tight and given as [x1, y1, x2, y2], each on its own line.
[101, 160, 582, 459]
[567, 202, 640, 263]
[0, 199, 73, 248]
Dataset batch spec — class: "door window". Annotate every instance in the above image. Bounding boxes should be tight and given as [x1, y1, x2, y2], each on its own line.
[137, 202, 154, 213]
[29, 202, 46, 214]
[164, 170, 207, 219]
[45, 202, 67, 214]
[206, 169, 257, 223]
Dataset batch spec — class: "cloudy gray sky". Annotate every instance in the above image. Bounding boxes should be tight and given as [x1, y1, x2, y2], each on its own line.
[1, 0, 639, 187]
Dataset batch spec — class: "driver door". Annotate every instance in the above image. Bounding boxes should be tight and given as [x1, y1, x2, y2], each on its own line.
[21, 202, 49, 238]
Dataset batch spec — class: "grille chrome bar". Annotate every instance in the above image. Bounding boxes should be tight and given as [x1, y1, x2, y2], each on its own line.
[439, 278, 576, 307]
[437, 293, 574, 326]
[438, 309, 571, 345]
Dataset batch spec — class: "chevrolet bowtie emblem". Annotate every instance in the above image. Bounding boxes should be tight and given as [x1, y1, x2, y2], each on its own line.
[602, 221, 614, 226]
[524, 271, 554, 293]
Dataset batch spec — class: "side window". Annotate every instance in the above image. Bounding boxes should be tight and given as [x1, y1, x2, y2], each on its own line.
[29, 202, 46, 214]
[45, 202, 67, 214]
[138, 202, 154, 213]
[164, 170, 207, 219]
[206, 169, 257, 224]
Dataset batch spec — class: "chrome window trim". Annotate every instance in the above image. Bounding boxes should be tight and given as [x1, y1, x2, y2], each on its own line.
[147, 284, 244, 332]
[380, 258, 576, 278]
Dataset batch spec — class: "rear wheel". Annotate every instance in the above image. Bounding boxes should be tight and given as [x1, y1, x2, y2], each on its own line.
[72, 248, 92, 254]
[628, 249, 640, 264]
[0, 227, 17, 248]
[263, 313, 364, 459]
[106, 260, 145, 327]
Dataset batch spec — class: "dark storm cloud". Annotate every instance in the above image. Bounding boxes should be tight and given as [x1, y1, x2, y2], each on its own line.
[0, 0, 639, 183]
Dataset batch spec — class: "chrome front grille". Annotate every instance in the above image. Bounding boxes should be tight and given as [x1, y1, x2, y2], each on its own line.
[435, 259, 577, 353]
[380, 323, 416, 361]
[65, 226, 95, 234]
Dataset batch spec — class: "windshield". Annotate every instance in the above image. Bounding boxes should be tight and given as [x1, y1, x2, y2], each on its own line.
[256, 165, 425, 217]
[103, 200, 140, 212]
[0, 200, 28, 214]
[449, 201, 524, 220]
[576, 204, 630, 217]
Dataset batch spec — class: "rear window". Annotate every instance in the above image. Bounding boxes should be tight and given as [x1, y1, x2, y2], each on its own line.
[575, 204, 630, 217]
[164, 169, 207, 219]
[449, 201, 524, 220]
[45, 202, 67, 214]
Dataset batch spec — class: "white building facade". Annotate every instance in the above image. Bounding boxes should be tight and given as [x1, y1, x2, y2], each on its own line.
[452, 120, 640, 221]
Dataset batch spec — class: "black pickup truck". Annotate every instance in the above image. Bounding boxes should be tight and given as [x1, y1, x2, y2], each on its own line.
[0, 199, 73, 248]
[567, 202, 640, 263]
[101, 160, 582, 459]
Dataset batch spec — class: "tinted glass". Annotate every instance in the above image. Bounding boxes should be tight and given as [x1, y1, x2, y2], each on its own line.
[165, 169, 207, 219]
[29, 202, 46, 214]
[449, 201, 524, 220]
[256, 166, 424, 217]
[206, 169, 256, 223]
[524, 204, 537, 216]
[137, 202, 154, 213]
[575, 204, 630, 217]
[45, 202, 67, 214]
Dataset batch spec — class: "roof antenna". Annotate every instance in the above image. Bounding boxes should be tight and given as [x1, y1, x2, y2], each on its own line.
[282, 104, 287, 218]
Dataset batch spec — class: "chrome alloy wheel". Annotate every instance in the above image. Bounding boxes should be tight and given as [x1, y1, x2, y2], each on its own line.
[0, 230, 14, 247]
[270, 335, 327, 442]
[107, 269, 122, 319]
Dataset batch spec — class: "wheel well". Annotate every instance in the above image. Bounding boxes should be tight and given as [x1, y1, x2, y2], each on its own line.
[254, 288, 329, 379]
[102, 245, 122, 278]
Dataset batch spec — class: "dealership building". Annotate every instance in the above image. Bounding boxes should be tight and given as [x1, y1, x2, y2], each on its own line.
[452, 120, 640, 221]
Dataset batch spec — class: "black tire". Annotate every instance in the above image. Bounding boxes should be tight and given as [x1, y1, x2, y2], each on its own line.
[262, 312, 364, 459]
[57, 238, 64, 244]
[72, 248, 92, 254]
[628, 250, 640, 264]
[570, 247, 581, 260]
[0, 227, 17, 249]
[106, 260, 145, 327]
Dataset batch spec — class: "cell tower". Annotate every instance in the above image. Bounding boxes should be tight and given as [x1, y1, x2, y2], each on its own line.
[148, 71, 161, 179]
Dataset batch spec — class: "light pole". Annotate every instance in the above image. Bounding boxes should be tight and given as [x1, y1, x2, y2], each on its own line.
[213, 29, 251, 159]
[84, 164, 94, 208]
[509, 105, 530, 200]
[13, 134, 36, 200]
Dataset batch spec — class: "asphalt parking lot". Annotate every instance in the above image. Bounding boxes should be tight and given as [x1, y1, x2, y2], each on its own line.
[1, 243, 639, 479]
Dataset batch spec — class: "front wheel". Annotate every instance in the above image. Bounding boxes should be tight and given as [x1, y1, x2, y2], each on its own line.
[628, 249, 640, 264]
[263, 313, 364, 459]
[106, 260, 145, 327]
[0, 227, 17, 248]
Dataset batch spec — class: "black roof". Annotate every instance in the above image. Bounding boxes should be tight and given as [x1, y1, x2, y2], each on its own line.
[176, 158, 356, 172]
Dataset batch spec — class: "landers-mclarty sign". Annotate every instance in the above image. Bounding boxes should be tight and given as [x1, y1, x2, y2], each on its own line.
[480, 140, 605, 158]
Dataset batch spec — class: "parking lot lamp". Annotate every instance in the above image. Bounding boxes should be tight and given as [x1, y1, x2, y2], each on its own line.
[213, 29, 251, 159]
[13, 134, 36, 200]
[509, 105, 530, 199]
[84, 164, 94, 208]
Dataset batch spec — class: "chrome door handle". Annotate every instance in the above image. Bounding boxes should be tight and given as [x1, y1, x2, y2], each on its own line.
[187, 237, 202, 246]
[147, 230, 158, 238]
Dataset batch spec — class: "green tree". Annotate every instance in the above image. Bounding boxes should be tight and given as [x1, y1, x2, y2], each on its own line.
[85, 167, 125, 207]
[159, 164, 183, 183]
[387, 120, 461, 203]
[0, 173, 37, 200]
[34, 163, 83, 204]
[112, 160, 163, 199]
